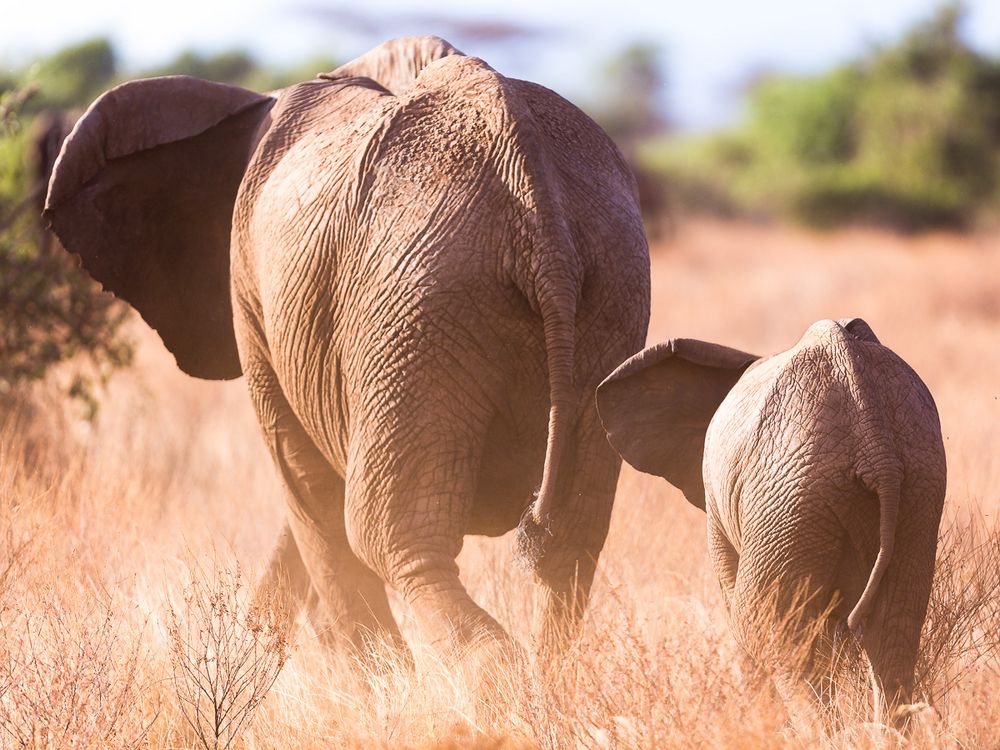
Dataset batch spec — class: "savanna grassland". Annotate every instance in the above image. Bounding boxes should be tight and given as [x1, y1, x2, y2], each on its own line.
[1, 220, 998, 749]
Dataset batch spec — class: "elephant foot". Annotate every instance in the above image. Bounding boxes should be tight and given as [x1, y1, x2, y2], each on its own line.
[891, 701, 937, 735]
[402, 586, 527, 731]
[289, 595, 412, 678]
[456, 633, 530, 733]
[532, 556, 596, 666]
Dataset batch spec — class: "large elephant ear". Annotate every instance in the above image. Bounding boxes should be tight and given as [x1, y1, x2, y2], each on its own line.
[44, 76, 275, 380]
[596, 339, 759, 509]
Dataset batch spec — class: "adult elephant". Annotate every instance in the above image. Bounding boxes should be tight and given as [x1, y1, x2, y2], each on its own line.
[45, 37, 650, 661]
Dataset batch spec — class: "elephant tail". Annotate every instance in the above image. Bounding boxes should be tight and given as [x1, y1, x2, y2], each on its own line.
[513, 219, 582, 570]
[530, 281, 578, 529]
[847, 472, 902, 634]
[503, 87, 584, 565]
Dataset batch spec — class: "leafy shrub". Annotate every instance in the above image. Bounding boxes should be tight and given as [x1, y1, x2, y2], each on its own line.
[0, 88, 132, 415]
[20, 37, 118, 112]
[644, 3, 1000, 231]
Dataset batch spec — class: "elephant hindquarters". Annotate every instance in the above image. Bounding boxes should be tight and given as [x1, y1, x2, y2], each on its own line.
[336, 344, 512, 651]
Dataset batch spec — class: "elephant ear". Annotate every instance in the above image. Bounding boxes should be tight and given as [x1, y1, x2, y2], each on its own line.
[44, 76, 275, 379]
[596, 339, 759, 509]
[838, 317, 881, 344]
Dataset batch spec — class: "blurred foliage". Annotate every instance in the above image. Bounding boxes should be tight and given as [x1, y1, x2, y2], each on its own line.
[590, 42, 669, 148]
[589, 42, 673, 238]
[0, 38, 339, 414]
[643, 3, 1000, 231]
[21, 38, 117, 112]
[145, 49, 339, 91]
[0, 88, 132, 418]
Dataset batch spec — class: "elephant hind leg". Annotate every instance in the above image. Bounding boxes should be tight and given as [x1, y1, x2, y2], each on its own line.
[527, 405, 622, 659]
[344, 436, 524, 722]
[342, 427, 511, 655]
[729, 533, 844, 726]
[287, 503, 408, 661]
[254, 521, 317, 627]
[247, 361, 407, 663]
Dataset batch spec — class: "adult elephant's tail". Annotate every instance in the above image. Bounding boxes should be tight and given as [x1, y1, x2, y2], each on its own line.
[502, 76, 585, 565]
[847, 472, 902, 634]
[530, 274, 578, 528]
[514, 214, 582, 567]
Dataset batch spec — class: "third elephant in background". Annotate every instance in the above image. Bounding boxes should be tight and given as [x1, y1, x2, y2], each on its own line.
[597, 318, 946, 723]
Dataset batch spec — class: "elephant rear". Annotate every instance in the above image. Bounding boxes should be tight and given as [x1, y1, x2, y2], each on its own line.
[834, 323, 946, 704]
[738, 320, 946, 705]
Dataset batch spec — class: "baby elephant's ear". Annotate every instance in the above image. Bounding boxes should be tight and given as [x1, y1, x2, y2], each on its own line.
[596, 339, 758, 509]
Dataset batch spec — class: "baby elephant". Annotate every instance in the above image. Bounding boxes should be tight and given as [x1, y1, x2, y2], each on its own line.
[597, 318, 946, 716]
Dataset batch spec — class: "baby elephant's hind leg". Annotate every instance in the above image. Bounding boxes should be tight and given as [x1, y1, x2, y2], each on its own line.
[728, 529, 844, 728]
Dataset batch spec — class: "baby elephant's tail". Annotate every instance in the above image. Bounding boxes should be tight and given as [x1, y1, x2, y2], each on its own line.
[847, 472, 902, 634]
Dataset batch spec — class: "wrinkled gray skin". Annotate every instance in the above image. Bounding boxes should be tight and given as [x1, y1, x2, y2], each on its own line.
[597, 318, 946, 716]
[44, 36, 650, 661]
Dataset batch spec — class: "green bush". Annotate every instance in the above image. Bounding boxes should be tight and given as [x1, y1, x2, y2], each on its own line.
[746, 68, 859, 167]
[643, 3, 1000, 231]
[20, 38, 117, 112]
[0, 88, 132, 417]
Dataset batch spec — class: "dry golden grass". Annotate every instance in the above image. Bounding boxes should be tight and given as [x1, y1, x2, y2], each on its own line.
[1, 219, 998, 748]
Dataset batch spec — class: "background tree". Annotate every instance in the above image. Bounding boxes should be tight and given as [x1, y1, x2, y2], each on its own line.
[589, 42, 673, 237]
[643, 2, 1000, 231]
[591, 41, 670, 147]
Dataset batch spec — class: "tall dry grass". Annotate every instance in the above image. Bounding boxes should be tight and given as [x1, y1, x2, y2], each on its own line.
[1, 220, 998, 748]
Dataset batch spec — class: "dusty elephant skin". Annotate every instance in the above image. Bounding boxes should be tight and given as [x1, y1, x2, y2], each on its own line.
[597, 318, 946, 719]
[44, 36, 650, 663]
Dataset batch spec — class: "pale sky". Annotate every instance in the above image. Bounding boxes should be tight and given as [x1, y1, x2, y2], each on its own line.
[4, 0, 1000, 129]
